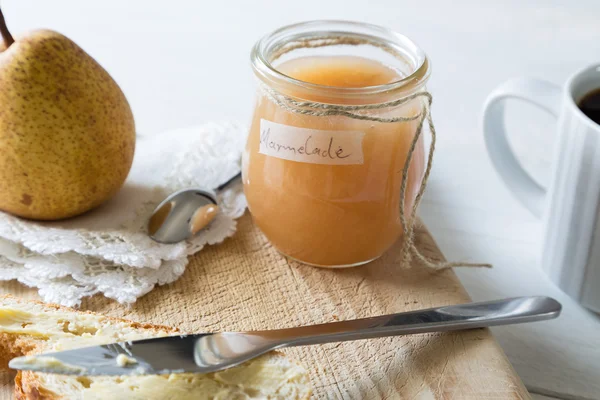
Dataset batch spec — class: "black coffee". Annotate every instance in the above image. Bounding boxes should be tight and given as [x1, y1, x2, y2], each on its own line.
[579, 88, 600, 125]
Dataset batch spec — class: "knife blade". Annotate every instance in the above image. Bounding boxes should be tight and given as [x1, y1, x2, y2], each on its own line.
[9, 334, 215, 376]
[9, 330, 277, 376]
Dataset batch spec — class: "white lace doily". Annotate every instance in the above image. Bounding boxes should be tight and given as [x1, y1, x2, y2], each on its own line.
[0, 122, 248, 306]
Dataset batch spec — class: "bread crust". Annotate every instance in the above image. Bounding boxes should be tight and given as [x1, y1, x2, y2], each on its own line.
[16, 371, 56, 400]
[0, 333, 42, 369]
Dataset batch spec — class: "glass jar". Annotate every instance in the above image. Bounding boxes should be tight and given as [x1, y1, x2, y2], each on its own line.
[243, 21, 430, 268]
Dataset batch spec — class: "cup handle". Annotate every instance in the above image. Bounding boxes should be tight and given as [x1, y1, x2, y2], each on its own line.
[482, 78, 562, 217]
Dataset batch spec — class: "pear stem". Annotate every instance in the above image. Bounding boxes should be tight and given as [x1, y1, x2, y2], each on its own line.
[0, 8, 14, 48]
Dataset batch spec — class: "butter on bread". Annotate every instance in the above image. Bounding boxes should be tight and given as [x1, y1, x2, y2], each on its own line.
[0, 295, 311, 399]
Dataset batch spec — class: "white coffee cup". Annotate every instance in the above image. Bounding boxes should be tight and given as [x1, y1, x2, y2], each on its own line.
[483, 63, 600, 312]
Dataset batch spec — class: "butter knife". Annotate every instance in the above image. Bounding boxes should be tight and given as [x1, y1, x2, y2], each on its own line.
[9, 296, 561, 376]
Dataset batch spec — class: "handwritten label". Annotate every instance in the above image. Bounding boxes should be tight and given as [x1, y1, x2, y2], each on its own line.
[259, 119, 364, 165]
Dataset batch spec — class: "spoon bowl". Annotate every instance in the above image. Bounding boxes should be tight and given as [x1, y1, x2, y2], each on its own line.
[148, 189, 217, 244]
[148, 172, 242, 244]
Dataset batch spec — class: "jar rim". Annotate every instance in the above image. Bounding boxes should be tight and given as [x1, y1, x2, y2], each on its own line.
[251, 20, 431, 100]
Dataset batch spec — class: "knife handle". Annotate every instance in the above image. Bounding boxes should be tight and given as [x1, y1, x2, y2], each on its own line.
[195, 296, 561, 372]
[259, 296, 561, 347]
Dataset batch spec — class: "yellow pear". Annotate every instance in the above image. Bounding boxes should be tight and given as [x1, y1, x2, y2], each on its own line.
[0, 9, 135, 220]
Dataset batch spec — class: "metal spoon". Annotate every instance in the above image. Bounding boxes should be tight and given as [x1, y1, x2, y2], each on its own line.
[148, 172, 242, 244]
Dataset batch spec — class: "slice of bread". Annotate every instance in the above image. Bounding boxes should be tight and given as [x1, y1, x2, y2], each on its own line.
[0, 295, 311, 399]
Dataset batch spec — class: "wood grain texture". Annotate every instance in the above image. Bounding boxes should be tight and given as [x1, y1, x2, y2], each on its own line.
[0, 214, 529, 399]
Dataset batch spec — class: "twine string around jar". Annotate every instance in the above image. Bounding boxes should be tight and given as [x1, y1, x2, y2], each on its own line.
[260, 37, 491, 269]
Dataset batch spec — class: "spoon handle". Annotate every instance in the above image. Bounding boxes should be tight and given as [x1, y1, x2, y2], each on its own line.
[267, 296, 560, 347]
[215, 172, 242, 192]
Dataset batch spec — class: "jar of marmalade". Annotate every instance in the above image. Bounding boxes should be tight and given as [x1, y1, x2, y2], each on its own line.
[243, 21, 430, 267]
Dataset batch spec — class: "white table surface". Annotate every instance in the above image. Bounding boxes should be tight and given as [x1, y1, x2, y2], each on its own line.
[4, 0, 600, 399]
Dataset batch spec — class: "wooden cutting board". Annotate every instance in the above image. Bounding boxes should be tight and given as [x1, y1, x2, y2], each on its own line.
[0, 214, 529, 399]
